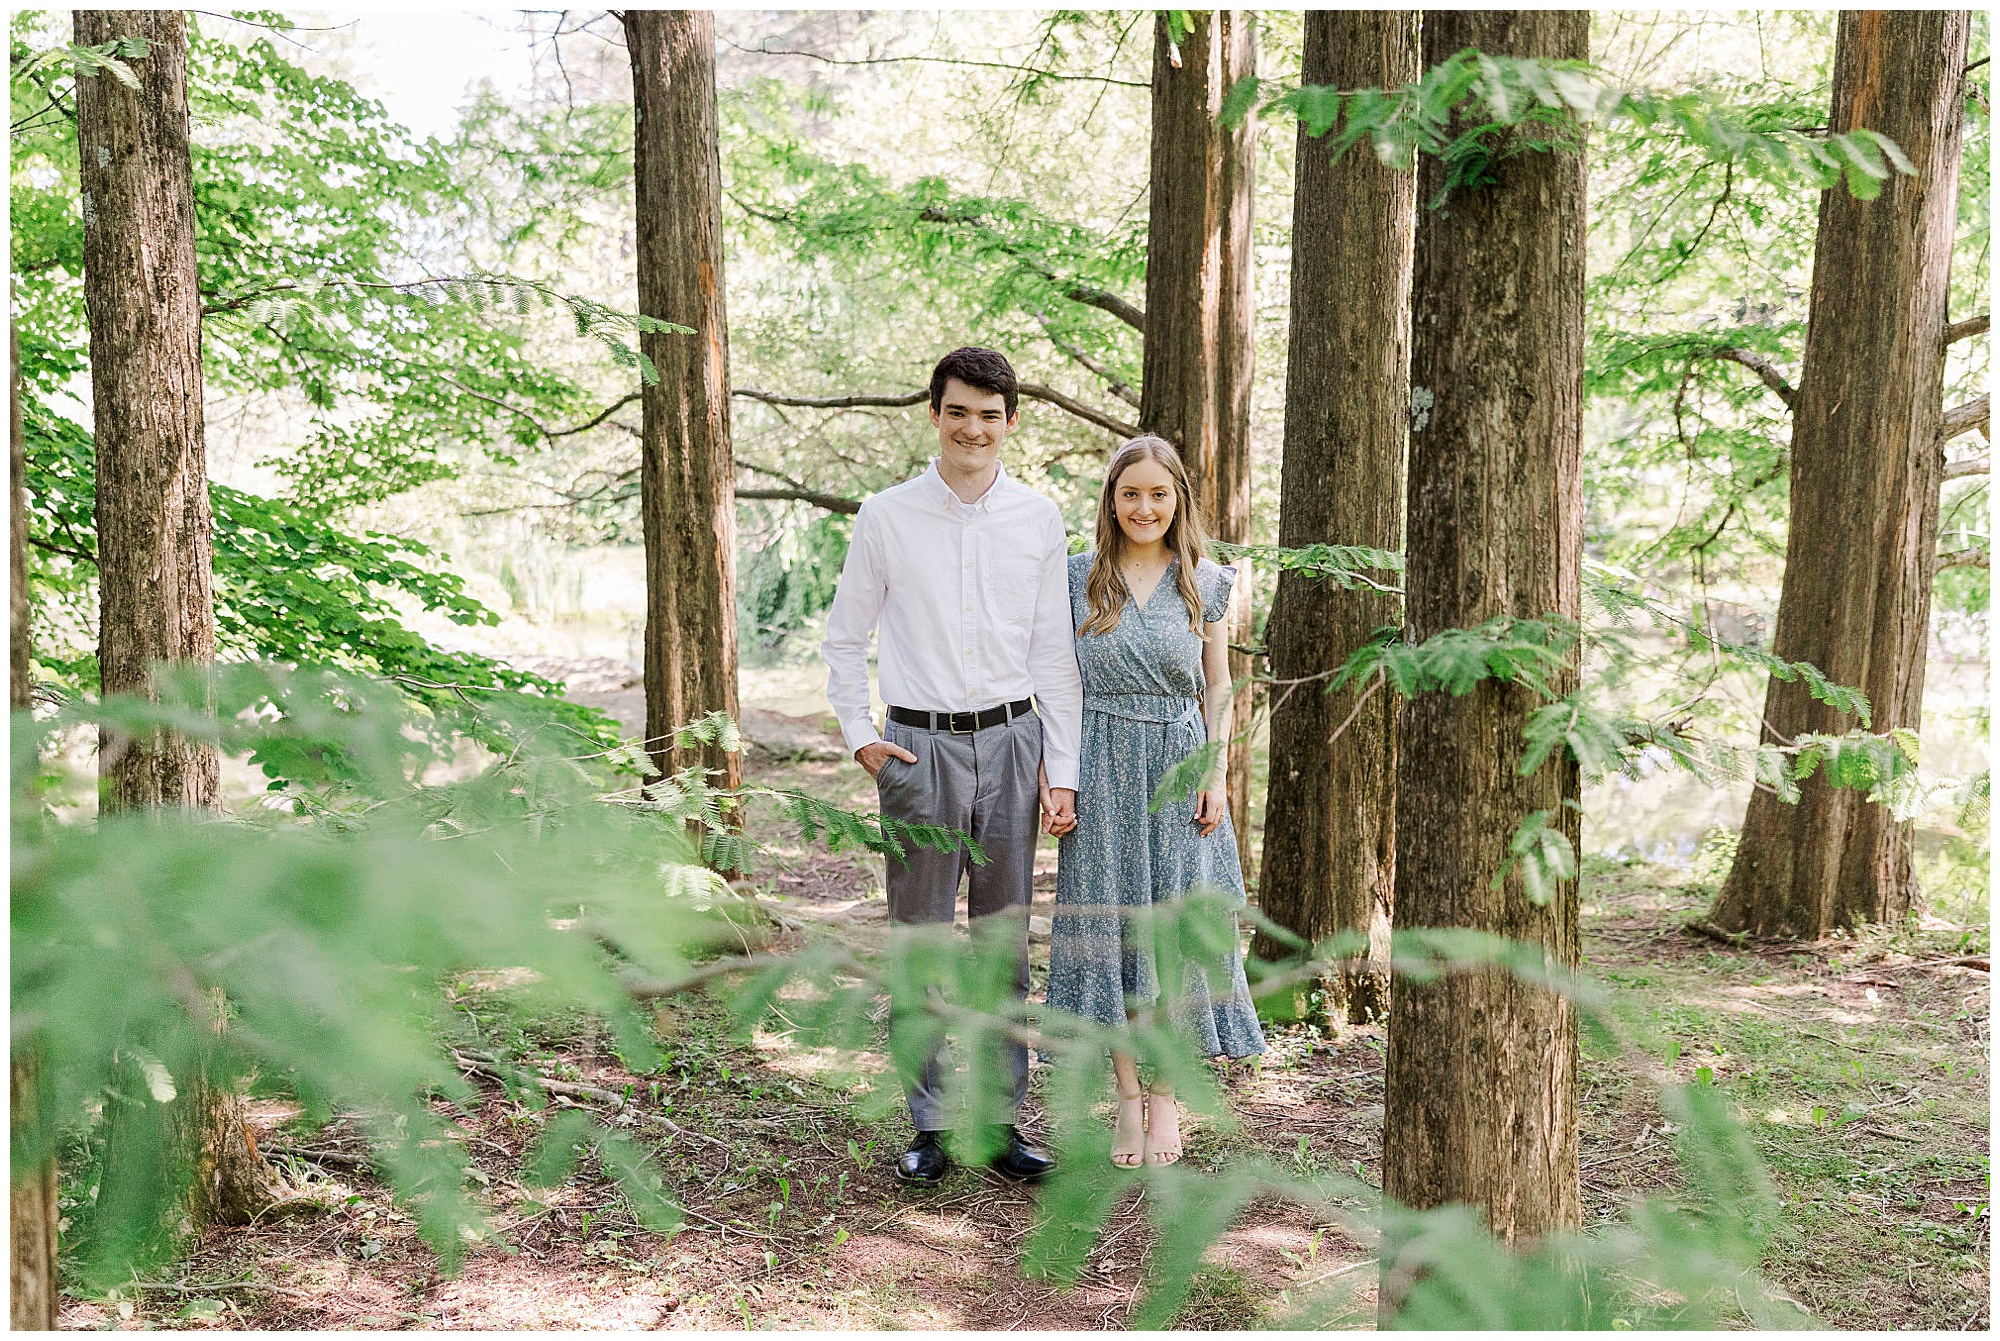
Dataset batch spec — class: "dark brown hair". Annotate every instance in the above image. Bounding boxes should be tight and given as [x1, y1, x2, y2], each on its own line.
[929, 346, 1018, 419]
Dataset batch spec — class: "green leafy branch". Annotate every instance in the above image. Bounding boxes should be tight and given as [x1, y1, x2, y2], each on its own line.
[9, 36, 147, 137]
[722, 905, 1808, 1329]
[202, 273, 694, 387]
[599, 711, 990, 875]
[1212, 539, 1405, 593]
[18, 673, 1818, 1323]
[1229, 47, 1913, 203]
[1200, 539, 1941, 904]
[17, 409, 613, 746]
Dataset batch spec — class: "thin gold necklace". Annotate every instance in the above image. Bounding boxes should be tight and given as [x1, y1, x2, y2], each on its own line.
[1122, 552, 1170, 599]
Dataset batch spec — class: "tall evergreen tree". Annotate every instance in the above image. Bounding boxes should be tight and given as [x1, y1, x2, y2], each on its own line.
[1254, 10, 1417, 1020]
[1140, 9, 1257, 860]
[10, 292, 27, 715]
[623, 9, 742, 791]
[10, 289, 57, 1332]
[1381, 7, 1589, 1290]
[1714, 10, 1974, 937]
[8, 1053, 55, 1330]
[74, 7, 280, 1228]
[77, 8, 216, 813]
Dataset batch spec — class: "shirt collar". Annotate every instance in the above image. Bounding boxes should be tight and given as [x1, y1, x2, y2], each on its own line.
[925, 458, 1008, 514]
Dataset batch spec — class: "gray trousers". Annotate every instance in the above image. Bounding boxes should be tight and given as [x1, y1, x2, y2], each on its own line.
[874, 709, 1041, 1132]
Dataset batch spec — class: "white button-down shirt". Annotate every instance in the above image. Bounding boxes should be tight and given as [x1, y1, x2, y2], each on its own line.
[822, 459, 1084, 790]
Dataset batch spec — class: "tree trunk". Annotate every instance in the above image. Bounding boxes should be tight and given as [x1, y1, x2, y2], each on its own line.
[1381, 7, 1588, 1294]
[1253, 10, 1417, 1024]
[1140, 10, 1257, 866]
[624, 10, 742, 795]
[76, 8, 217, 812]
[11, 290, 29, 714]
[11, 293, 60, 1332]
[1713, 11, 1970, 938]
[11, 1055, 57, 1331]
[75, 8, 279, 1230]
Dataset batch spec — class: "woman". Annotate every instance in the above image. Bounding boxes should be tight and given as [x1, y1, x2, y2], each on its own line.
[1044, 435, 1266, 1169]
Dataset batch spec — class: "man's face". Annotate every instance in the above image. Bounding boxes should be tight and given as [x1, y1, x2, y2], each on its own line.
[930, 377, 1016, 478]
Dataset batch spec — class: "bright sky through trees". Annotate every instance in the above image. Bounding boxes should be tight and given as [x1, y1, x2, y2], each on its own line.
[340, 9, 537, 142]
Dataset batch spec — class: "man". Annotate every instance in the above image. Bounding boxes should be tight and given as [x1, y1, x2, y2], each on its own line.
[822, 346, 1083, 1185]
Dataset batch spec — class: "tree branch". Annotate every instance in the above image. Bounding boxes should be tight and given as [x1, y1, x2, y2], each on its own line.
[1944, 313, 1989, 346]
[1019, 381, 1140, 439]
[1939, 394, 1989, 446]
[442, 376, 643, 441]
[202, 276, 455, 316]
[1060, 284, 1146, 332]
[1689, 452, 1789, 558]
[1936, 548, 1989, 571]
[1943, 457, 1989, 482]
[1708, 347, 1798, 409]
[27, 535, 95, 565]
[1034, 312, 1141, 407]
[733, 387, 925, 410]
[915, 204, 1145, 331]
[733, 459, 863, 515]
[550, 391, 643, 438]
[734, 383, 1138, 439]
[735, 486, 861, 515]
[724, 38, 1149, 88]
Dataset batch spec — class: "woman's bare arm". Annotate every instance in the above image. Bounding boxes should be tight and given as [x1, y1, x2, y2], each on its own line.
[1199, 580, 1239, 789]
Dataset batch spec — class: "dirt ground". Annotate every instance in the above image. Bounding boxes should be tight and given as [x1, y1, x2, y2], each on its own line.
[56, 691, 1990, 1331]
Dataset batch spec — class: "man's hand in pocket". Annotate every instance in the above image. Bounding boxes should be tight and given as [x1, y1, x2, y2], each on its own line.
[856, 740, 918, 779]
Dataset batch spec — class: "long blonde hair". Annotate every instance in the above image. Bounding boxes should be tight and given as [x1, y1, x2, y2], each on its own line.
[1080, 435, 1211, 636]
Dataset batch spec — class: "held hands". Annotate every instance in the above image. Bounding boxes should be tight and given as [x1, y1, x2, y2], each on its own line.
[1038, 762, 1077, 837]
[1193, 782, 1226, 837]
[855, 739, 917, 779]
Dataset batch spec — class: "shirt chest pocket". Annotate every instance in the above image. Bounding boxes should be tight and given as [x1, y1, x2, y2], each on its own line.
[986, 552, 1044, 630]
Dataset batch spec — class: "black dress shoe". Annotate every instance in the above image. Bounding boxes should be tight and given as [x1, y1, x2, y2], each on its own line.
[895, 1130, 949, 1185]
[988, 1126, 1055, 1182]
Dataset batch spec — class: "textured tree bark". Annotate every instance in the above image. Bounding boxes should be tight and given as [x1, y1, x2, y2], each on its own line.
[11, 293, 29, 713]
[10, 297, 58, 1332]
[1253, 10, 1417, 1024]
[1381, 8, 1587, 1299]
[76, 8, 217, 812]
[1140, 11, 1257, 864]
[624, 10, 742, 796]
[75, 8, 279, 1230]
[173, 992, 285, 1228]
[1714, 11, 1970, 937]
[11, 1055, 57, 1331]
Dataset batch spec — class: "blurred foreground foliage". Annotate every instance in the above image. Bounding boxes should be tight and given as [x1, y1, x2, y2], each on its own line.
[15, 666, 1811, 1326]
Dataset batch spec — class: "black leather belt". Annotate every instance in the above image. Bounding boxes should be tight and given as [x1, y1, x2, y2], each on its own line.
[888, 699, 1035, 734]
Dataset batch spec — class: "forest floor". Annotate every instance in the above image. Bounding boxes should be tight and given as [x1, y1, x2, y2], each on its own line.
[56, 675, 1991, 1331]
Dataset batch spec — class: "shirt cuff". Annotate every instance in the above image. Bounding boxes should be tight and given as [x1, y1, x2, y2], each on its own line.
[838, 715, 882, 760]
[1043, 760, 1079, 792]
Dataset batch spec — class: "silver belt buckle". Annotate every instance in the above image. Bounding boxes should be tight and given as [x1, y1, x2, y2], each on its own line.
[949, 710, 977, 734]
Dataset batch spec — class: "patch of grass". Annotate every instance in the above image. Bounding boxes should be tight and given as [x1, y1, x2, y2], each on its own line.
[1168, 1263, 1263, 1329]
[1581, 860, 1991, 1330]
[1916, 831, 1989, 926]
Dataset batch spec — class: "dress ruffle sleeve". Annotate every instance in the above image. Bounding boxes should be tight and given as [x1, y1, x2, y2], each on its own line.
[1200, 560, 1236, 624]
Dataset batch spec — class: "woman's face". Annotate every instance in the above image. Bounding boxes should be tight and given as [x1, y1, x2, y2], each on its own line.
[1113, 457, 1177, 549]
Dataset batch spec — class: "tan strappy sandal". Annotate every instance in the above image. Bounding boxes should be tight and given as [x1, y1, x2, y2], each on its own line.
[1111, 1085, 1147, 1169]
[1143, 1089, 1182, 1167]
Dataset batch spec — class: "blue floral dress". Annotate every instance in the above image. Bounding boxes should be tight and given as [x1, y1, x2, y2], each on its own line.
[1045, 552, 1266, 1059]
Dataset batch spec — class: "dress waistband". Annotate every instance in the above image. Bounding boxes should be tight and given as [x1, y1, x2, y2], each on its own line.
[1084, 692, 1201, 724]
